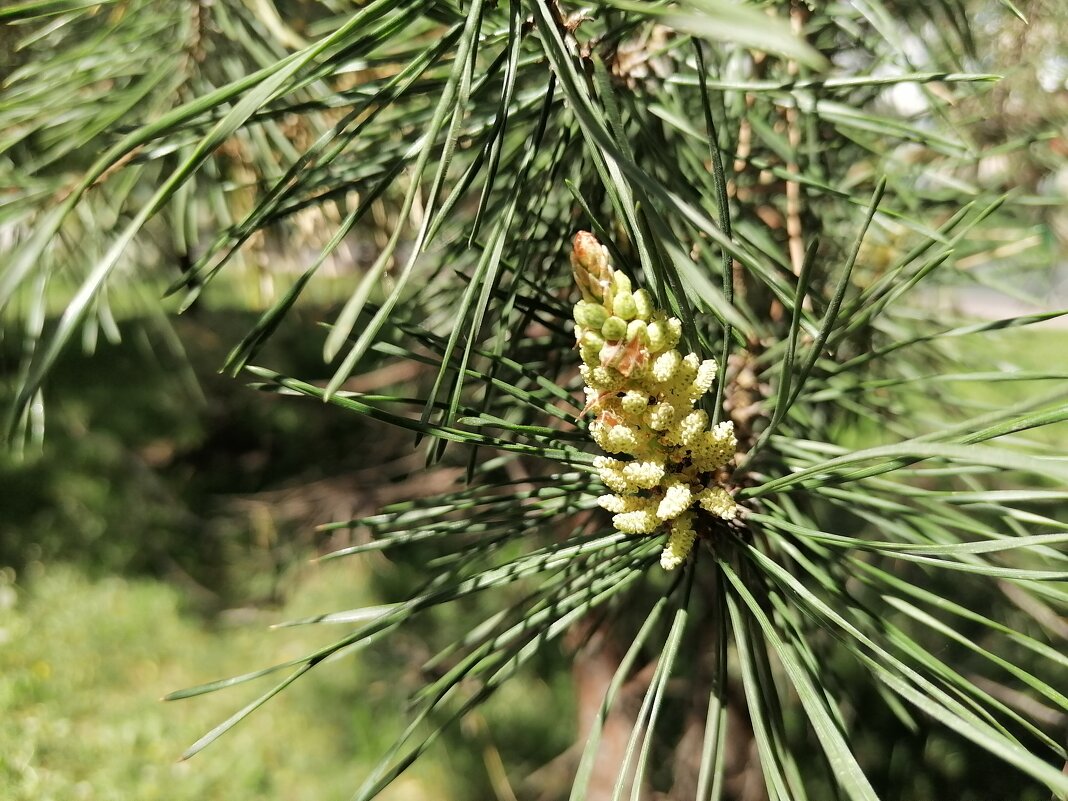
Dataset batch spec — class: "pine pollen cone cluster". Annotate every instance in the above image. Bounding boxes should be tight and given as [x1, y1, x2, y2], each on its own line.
[571, 231, 738, 571]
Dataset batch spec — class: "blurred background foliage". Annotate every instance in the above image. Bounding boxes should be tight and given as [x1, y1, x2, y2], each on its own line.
[3, 321, 1065, 801]
[0, 314, 585, 801]
[2, 0, 1068, 800]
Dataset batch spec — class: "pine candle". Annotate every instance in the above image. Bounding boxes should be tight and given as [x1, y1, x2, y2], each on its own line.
[571, 232, 738, 570]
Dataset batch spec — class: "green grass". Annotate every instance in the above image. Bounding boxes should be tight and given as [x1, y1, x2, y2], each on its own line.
[0, 563, 452, 801]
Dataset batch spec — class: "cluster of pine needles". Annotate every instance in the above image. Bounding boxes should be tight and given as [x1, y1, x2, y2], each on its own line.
[2, 1, 1067, 799]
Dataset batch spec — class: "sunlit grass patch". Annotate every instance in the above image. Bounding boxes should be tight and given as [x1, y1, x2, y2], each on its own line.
[0, 564, 450, 801]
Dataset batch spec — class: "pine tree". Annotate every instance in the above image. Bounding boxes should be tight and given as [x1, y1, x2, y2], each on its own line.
[2, 1, 1067, 799]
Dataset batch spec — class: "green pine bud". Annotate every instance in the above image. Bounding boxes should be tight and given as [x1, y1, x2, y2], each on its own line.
[633, 289, 653, 321]
[580, 343, 602, 365]
[647, 321, 667, 352]
[613, 291, 637, 321]
[574, 301, 608, 330]
[573, 300, 589, 324]
[582, 330, 606, 350]
[626, 319, 648, 345]
[613, 270, 632, 295]
[601, 315, 628, 341]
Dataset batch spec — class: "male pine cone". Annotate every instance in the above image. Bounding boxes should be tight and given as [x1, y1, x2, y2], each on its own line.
[571, 232, 739, 570]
